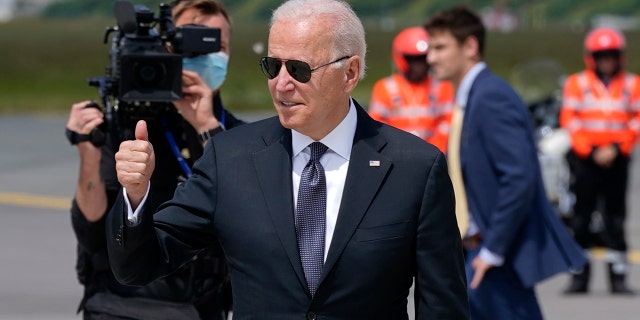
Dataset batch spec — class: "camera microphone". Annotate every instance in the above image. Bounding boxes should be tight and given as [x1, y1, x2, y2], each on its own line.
[114, 0, 137, 34]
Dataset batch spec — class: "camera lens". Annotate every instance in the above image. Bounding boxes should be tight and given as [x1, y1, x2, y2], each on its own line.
[134, 61, 166, 88]
[118, 51, 182, 102]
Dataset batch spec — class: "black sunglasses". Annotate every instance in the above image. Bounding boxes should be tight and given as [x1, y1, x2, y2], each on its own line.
[260, 56, 351, 83]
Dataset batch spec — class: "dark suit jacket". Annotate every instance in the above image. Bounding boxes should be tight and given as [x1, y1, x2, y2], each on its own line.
[460, 68, 587, 288]
[107, 102, 469, 319]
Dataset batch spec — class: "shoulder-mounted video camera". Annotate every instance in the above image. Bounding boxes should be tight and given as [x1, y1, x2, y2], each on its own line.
[87, 0, 221, 145]
[91, 0, 220, 104]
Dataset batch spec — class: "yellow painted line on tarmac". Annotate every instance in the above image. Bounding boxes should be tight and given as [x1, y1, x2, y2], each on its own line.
[1, 191, 640, 264]
[0, 192, 71, 210]
[630, 251, 640, 265]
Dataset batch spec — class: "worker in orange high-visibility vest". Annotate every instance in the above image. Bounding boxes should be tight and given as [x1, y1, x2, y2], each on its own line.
[368, 26, 454, 153]
[560, 27, 640, 295]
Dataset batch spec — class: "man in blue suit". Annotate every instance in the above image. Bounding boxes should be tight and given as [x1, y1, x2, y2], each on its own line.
[425, 6, 587, 320]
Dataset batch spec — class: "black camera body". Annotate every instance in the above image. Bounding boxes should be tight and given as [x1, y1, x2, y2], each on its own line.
[88, 0, 221, 144]
[103, 0, 220, 104]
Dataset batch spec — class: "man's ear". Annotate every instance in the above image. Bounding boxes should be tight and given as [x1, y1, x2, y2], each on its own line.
[463, 35, 480, 61]
[344, 56, 361, 93]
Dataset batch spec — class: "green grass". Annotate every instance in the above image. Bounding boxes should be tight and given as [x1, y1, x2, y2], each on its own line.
[1, 17, 639, 114]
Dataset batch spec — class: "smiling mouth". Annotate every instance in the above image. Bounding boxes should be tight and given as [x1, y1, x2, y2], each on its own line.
[280, 101, 301, 107]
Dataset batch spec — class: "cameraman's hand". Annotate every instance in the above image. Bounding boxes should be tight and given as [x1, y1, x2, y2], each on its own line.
[67, 100, 104, 137]
[69, 100, 107, 222]
[173, 70, 221, 133]
[116, 120, 155, 210]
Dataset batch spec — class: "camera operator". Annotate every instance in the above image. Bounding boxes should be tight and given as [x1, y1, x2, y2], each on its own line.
[66, 1, 243, 319]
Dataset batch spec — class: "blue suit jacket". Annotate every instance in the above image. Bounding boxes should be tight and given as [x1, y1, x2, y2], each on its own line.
[460, 68, 587, 288]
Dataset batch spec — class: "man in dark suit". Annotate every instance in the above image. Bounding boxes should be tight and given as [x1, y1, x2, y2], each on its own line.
[425, 6, 587, 320]
[106, 0, 469, 319]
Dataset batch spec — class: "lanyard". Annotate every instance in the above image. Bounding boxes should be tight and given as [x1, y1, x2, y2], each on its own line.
[162, 119, 192, 178]
[161, 104, 226, 178]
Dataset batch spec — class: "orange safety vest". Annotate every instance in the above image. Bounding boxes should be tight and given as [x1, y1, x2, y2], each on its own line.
[560, 70, 640, 157]
[368, 74, 454, 153]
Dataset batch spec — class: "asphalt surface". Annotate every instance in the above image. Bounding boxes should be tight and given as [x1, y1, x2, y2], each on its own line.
[1, 113, 639, 320]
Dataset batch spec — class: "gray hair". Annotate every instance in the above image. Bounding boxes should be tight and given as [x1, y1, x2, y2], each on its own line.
[270, 0, 367, 79]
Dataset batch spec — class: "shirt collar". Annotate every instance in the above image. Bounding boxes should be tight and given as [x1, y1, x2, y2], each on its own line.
[456, 62, 487, 109]
[292, 98, 357, 161]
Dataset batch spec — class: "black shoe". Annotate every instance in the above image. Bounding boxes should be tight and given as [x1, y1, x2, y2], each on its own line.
[610, 279, 634, 295]
[564, 277, 588, 294]
[563, 263, 590, 294]
[608, 263, 635, 295]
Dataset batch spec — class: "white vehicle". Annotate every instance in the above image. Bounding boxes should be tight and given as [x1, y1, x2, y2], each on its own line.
[512, 59, 574, 222]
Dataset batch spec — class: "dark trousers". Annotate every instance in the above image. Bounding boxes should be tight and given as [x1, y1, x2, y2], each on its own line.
[568, 152, 630, 251]
[465, 247, 543, 320]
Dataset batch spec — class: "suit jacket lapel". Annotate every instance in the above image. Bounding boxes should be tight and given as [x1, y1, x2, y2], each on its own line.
[460, 68, 489, 169]
[320, 106, 391, 283]
[252, 127, 308, 291]
[464, 68, 490, 120]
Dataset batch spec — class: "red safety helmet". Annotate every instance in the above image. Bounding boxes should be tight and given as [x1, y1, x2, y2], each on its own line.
[392, 27, 429, 73]
[583, 27, 626, 69]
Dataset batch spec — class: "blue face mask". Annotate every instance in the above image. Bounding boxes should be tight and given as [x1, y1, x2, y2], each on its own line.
[182, 51, 229, 91]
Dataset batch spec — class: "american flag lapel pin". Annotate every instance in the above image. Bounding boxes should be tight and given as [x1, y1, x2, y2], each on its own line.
[369, 160, 380, 167]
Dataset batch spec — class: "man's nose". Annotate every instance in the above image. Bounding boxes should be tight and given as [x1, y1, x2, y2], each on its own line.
[274, 65, 295, 91]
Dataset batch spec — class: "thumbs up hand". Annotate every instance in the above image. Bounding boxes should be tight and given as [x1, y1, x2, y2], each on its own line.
[115, 120, 156, 209]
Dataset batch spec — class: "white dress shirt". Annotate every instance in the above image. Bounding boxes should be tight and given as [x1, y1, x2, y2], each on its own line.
[291, 100, 356, 260]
